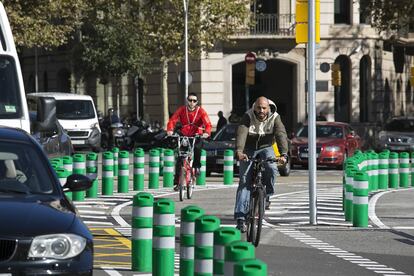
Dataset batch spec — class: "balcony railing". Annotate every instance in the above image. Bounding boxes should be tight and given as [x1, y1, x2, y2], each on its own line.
[233, 13, 296, 37]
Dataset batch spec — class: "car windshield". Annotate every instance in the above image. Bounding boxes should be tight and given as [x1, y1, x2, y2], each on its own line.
[56, 100, 95, 120]
[0, 56, 22, 119]
[0, 141, 55, 195]
[384, 119, 414, 132]
[297, 125, 343, 138]
[214, 125, 237, 141]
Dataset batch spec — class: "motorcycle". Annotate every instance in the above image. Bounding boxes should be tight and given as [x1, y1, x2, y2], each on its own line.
[101, 122, 128, 150]
[124, 119, 167, 150]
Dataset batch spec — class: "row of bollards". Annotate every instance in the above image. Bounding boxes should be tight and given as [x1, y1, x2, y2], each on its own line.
[343, 149, 414, 227]
[131, 192, 267, 275]
[50, 147, 237, 201]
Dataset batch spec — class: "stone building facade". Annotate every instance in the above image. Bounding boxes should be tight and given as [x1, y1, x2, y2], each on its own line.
[20, 0, 413, 146]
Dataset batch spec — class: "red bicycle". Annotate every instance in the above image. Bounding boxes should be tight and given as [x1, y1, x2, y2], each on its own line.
[173, 135, 197, 201]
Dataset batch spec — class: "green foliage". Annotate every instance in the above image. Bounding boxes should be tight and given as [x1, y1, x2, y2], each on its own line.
[366, 0, 414, 33]
[73, 0, 154, 80]
[3, 0, 87, 48]
[140, 0, 251, 63]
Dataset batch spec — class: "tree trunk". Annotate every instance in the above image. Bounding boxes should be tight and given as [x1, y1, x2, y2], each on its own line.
[161, 59, 169, 127]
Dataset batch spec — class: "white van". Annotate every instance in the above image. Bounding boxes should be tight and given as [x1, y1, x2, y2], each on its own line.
[0, 2, 30, 132]
[27, 93, 101, 151]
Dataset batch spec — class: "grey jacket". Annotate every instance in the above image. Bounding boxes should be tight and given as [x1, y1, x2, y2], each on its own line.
[236, 99, 288, 154]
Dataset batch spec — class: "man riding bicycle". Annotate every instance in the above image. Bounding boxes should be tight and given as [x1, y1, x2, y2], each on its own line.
[166, 92, 212, 190]
[235, 96, 288, 232]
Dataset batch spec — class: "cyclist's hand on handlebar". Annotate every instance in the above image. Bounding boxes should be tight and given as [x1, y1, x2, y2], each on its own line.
[202, 133, 209, 139]
[167, 131, 173, 136]
[236, 151, 248, 161]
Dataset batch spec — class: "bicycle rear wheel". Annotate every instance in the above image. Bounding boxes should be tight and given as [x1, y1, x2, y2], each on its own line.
[247, 188, 264, 247]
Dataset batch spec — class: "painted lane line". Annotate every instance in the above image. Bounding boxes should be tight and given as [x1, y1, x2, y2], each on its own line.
[272, 227, 410, 276]
[78, 210, 106, 215]
[84, 221, 113, 225]
[80, 215, 108, 219]
[76, 205, 110, 209]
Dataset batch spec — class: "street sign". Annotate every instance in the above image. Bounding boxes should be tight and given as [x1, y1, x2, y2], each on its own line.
[245, 52, 256, 64]
[178, 71, 193, 85]
[256, 59, 267, 72]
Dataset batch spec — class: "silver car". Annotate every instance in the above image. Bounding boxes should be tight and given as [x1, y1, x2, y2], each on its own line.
[376, 117, 414, 152]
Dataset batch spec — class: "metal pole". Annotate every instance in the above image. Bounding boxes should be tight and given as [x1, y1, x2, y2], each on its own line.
[34, 47, 38, 92]
[135, 76, 140, 119]
[184, 0, 189, 100]
[308, 0, 317, 225]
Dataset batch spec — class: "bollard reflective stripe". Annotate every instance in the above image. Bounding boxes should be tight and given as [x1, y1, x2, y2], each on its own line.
[133, 206, 153, 217]
[353, 180, 369, 190]
[195, 259, 213, 273]
[195, 232, 214, 246]
[153, 237, 175, 248]
[181, 246, 194, 259]
[353, 196, 368, 205]
[135, 156, 145, 163]
[154, 214, 175, 225]
[134, 168, 144, 174]
[103, 170, 114, 177]
[150, 156, 159, 163]
[224, 261, 235, 275]
[103, 159, 114, 166]
[119, 169, 129, 176]
[132, 228, 152, 239]
[150, 167, 160, 173]
[164, 156, 174, 162]
[181, 222, 195, 235]
[214, 245, 225, 260]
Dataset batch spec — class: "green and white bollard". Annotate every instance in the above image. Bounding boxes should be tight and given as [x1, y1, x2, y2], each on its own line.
[378, 151, 389, 190]
[223, 149, 234, 185]
[197, 149, 207, 186]
[389, 152, 399, 189]
[371, 152, 379, 191]
[234, 259, 267, 276]
[224, 240, 255, 276]
[153, 198, 175, 276]
[366, 152, 373, 192]
[158, 148, 164, 176]
[132, 192, 153, 272]
[62, 156, 73, 200]
[102, 151, 114, 195]
[112, 147, 119, 177]
[180, 205, 205, 276]
[399, 152, 410, 188]
[213, 227, 241, 276]
[72, 153, 86, 201]
[133, 148, 145, 191]
[344, 168, 357, 222]
[149, 149, 160, 189]
[55, 168, 71, 200]
[50, 157, 63, 168]
[195, 215, 221, 276]
[411, 152, 414, 187]
[163, 149, 174, 188]
[86, 152, 98, 198]
[352, 171, 369, 227]
[118, 150, 130, 193]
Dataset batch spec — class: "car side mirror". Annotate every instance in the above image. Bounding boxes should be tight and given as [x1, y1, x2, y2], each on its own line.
[63, 174, 92, 192]
[32, 97, 57, 133]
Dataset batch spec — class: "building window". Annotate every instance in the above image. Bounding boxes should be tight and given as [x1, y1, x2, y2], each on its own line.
[334, 0, 351, 24]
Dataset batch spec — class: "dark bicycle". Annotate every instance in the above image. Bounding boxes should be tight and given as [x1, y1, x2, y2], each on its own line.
[246, 156, 283, 247]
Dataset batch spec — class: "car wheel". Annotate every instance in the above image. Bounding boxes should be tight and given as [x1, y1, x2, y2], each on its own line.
[278, 158, 291, 176]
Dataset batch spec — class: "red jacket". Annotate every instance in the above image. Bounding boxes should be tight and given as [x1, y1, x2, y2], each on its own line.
[167, 105, 212, 136]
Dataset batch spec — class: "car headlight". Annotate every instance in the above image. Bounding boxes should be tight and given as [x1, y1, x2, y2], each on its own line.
[378, 131, 388, 142]
[29, 234, 86, 259]
[325, 146, 340, 152]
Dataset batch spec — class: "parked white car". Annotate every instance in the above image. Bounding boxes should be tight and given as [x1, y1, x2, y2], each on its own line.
[27, 93, 101, 151]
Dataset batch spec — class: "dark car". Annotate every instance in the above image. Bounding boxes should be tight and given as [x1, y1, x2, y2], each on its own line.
[29, 112, 74, 158]
[290, 121, 361, 169]
[204, 123, 291, 176]
[0, 126, 93, 275]
[375, 116, 414, 152]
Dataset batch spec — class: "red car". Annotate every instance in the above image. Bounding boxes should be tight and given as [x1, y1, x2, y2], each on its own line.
[290, 122, 361, 169]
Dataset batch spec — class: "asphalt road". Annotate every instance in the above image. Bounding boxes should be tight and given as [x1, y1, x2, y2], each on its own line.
[74, 169, 414, 276]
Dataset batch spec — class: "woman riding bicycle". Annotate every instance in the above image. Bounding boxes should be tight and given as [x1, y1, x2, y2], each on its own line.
[166, 92, 212, 191]
[235, 96, 289, 232]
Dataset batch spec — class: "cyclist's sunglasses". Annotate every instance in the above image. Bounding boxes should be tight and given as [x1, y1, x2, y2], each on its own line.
[187, 98, 198, 103]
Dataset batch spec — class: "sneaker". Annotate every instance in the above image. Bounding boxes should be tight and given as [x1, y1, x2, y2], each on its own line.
[194, 167, 201, 177]
[236, 219, 247, 233]
[265, 200, 271, 210]
[173, 184, 179, 191]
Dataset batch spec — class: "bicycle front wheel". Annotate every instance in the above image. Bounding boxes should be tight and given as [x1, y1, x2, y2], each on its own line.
[247, 188, 264, 247]
[179, 167, 186, 201]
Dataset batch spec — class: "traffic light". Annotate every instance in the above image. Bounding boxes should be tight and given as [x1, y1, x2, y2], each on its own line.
[295, 0, 320, 44]
[410, 67, 414, 86]
[331, 63, 341, 86]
